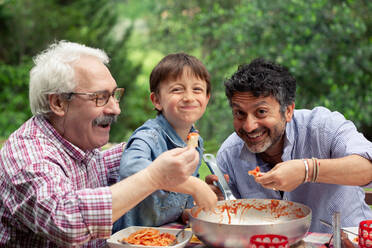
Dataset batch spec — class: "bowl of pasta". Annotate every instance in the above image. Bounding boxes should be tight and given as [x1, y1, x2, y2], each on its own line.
[189, 199, 311, 248]
[107, 226, 193, 248]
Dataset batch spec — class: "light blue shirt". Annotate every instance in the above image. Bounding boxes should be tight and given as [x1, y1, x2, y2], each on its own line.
[113, 114, 203, 233]
[217, 107, 372, 233]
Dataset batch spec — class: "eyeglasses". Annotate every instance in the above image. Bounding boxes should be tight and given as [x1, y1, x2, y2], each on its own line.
[64, 88, 124, 107]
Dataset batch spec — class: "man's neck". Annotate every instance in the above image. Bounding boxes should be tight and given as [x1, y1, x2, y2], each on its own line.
[258, 138, 284, 166]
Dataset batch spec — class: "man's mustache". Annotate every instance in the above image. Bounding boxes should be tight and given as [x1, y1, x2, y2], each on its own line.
[238, 127, 265, 136]
[93, 115, 118, 126]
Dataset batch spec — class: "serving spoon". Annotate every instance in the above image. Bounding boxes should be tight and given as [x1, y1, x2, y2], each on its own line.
[203, 153, 236, 201]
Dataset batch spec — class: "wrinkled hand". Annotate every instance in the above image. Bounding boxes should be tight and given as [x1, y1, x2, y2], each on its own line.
[145, 146, 199, 189]
[255, 159, 305, 192]
[205, 174, 230, 201]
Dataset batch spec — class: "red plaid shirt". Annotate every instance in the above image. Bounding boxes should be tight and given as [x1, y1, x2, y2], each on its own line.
[0, 116, 123, 247]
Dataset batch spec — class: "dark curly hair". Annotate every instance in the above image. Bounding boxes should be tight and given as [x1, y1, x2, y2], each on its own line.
[224, 58, 296, 114]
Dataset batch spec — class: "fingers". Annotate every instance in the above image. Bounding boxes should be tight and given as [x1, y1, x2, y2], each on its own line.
[205, 174, 230, 184]
[255, 171, 282, 191]
[196, 197, 218, 212]
[205, 174, 218, 185]
[192, 179, 218, 211]
[254, 160, 304, 192]
[148, 148, 199, 189]
[168, 146, 198, 162]
[255, 172, 274, 185]
[205, 174, 225, 200]
[259, 180, 278, 190]
[176, 146, 199, 166]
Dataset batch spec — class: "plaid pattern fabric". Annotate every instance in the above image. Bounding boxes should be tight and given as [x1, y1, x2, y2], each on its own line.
[0, 116, 123, 247]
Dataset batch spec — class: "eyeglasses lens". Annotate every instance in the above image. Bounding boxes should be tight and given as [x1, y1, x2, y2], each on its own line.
[96, 88, 124, 107]
[113, 89, 123, 102]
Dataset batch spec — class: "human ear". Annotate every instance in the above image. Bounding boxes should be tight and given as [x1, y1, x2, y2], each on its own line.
[206, 92, 211, 103]
[150, 92, 162, 111]
[285, 103, 295, 122]
[49, 94, 68, 117]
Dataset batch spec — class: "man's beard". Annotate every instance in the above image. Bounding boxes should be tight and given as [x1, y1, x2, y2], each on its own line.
[239, 120, 286, 154]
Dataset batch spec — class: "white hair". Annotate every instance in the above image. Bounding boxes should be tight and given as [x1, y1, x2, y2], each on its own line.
[29, 40, 110, 117]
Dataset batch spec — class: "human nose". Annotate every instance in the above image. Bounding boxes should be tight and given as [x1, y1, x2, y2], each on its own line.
[183, 89, 195, 101]
[242, 115, 259, 133]
[104, 95, 121, 115]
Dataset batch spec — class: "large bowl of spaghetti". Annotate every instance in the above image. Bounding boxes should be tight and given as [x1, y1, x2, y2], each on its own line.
[189, 198, 311, 248]
[107, 226, 192, 248]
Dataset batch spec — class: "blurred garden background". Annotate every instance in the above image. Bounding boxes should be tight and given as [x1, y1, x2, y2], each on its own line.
[0, 0, 371, 162]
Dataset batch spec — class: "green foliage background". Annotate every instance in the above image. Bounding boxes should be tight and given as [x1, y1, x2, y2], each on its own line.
[0, 0, 371, 154]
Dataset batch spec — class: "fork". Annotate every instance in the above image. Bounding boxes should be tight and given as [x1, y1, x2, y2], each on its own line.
[169, 223, 189, 246]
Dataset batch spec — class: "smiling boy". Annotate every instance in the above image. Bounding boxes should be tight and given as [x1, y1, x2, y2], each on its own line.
[113, 53, 217, 231]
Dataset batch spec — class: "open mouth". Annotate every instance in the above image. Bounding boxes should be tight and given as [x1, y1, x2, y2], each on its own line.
[93, 122, 111, 129]
[96, 123, 111, 129]
[246, 129, 266, 141]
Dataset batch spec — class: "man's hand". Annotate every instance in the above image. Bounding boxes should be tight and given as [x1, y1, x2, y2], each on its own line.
[164, 176, 217, 212]
[111, 146, 212, 222]
[145, 146, 199, 189]
[146, 147, 217, 211]
[205, 174, 230, 201]
[255, 159, 305, 192]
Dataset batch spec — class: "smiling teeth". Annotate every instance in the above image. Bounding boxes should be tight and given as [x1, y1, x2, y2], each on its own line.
[248, 132, 264, 138]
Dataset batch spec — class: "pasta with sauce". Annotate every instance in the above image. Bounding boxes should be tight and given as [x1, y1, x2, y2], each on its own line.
[121, 228, 177, 246]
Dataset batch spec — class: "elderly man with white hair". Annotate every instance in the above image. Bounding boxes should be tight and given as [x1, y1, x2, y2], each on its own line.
[0, 41, 216, 247]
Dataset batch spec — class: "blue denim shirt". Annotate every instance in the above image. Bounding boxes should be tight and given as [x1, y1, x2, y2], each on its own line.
[113, 114, 203, 232]
[217, 107, 372, 233]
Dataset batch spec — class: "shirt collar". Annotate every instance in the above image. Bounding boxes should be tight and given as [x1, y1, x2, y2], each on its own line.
[155, 114, 197, 148]
[282, 118, 295, 161]
[36, 116, 96, 162]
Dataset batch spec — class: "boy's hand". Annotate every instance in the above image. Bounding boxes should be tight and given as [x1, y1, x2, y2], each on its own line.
[145, 146, 199, 189]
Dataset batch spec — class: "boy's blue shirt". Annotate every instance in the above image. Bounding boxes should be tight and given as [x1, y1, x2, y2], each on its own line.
[113, 114, 203, 232]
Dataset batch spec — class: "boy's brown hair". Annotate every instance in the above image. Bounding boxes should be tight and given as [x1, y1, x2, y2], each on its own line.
[149, 52, 211, 95]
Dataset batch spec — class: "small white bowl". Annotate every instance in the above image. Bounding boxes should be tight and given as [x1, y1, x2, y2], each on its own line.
[107, 226, 192, 248]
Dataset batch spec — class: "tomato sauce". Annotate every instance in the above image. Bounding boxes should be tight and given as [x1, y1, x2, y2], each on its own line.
[193, 200, 306, 224]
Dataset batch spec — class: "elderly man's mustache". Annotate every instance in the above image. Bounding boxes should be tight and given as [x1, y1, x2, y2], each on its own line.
[93, 115, 118, 126]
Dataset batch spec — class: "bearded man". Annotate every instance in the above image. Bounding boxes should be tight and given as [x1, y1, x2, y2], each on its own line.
[207, 58, 372, 233]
